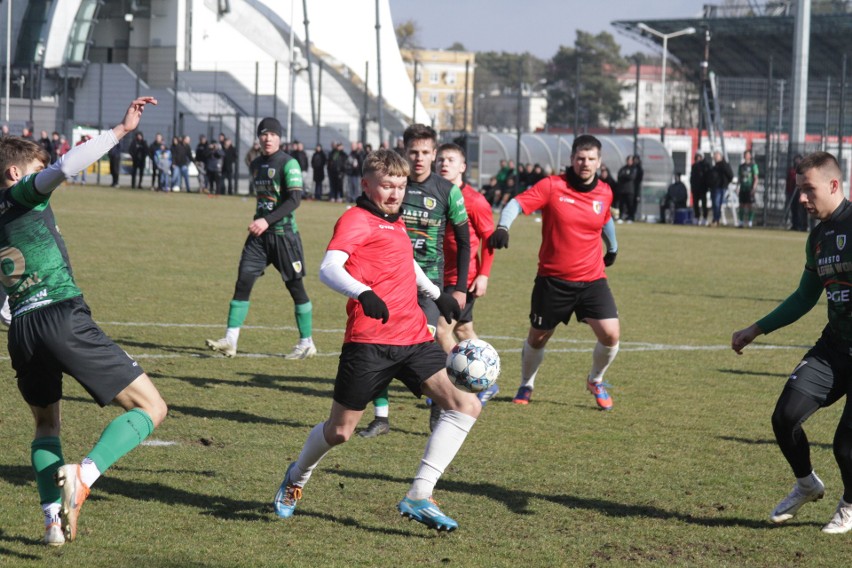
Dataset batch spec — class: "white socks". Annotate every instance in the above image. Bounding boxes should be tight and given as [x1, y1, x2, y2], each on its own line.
[588, 341, 619, 383]
[408, 410, 476, 500]
[520, 340, 544, 389]
[798, 470, 823, 491]
[80, 457, 101, 488]
[374, 405, 389, 419]
[290, 422, 333, 487]
[225, 327, 240, 346]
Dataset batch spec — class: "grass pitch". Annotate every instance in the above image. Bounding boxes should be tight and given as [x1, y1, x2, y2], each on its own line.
[0, 186, 847, 567]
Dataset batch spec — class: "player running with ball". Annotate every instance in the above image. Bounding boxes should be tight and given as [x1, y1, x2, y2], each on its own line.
[272, 149, 480, 531]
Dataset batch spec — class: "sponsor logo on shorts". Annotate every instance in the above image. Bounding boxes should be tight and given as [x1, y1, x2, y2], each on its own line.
[838, 235, 847, 251]
[292, 261, 302, 273]
[790, 360, 808, 380]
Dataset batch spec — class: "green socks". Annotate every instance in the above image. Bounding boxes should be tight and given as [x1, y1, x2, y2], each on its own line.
[295, 301, 313, 339]
[87, 409, 154, 473]
[227, 300, 250, 328]
[31, 437, 64, 505]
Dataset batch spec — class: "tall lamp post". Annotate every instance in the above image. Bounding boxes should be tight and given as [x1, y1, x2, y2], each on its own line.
[637, 23, 696, 132]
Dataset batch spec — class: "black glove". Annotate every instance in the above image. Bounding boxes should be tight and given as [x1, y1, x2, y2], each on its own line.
[434, 292, 461, 324]
[603, 251, 617, 267]
[489, 226, 510, 249]
[358, 290, 389, 323]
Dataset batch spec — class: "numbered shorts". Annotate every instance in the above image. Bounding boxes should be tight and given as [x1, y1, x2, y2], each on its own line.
[785, 327, 852, 424]
[239, 230, 306, 282]
[333, 341, 448, 410]
[529, 276, 618, 330]
[10, 296, 144, 408]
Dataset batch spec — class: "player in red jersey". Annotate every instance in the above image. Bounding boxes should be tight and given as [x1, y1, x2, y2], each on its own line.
[434, 143, 499, 414]
[272, 149, 481, 532]
[489, 134, 620, 410]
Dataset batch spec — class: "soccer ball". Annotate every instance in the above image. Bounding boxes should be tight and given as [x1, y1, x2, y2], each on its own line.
[446, 339, 500, 393]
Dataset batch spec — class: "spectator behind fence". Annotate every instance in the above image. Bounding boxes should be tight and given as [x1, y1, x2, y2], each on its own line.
[129, 132, 147, 189]
[707, 151, 734, 227]
[245, 141, 261, 195]
[311, 144, 327, 200]
[290, 140, 309, 193]
[787, 154, 806, 231]
[195, 135, 210, 193]
[172, 135, 193, 192]
[690, 152, 710, 225]
[222, 138, 238, 195]
[108, 142, 122, 188]
[153, 143, 173, 191]
[616, 155, 637, 222]
[659, 172, 689, 223]
[327, 141, 346, 202]
[149, 133, 164, 190]
[206, 142, 224, 195]
[633, 155, 644, 221]
[38, 131, 54, 163]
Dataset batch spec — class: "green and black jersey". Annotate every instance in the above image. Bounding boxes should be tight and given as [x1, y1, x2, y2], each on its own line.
[807, 200, 852, 341]
[738, 162, 759, 190]
[401, 173, 468, 284]
[757, 200, 852, 342]
[0, 174, 81, 316]
[250, 150, 303, 234]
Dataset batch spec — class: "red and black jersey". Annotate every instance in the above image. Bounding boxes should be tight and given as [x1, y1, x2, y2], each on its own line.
[327, 207, 434, 345]
[443, 183, 495, 288]
[515, 174, 612, 282]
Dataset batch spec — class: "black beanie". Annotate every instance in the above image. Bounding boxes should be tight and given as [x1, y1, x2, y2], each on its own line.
[257, 117, 282, 138]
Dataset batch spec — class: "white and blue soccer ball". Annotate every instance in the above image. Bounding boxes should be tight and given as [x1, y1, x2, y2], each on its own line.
[446, 339, 501, 393]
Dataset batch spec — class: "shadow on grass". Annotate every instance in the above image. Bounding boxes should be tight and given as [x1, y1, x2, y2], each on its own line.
[331, 469, 797, 530]
[657, 291, 785, 304]
[0, 530, 41, 559]
[115, 338, 210, 355]
[718, 435, 833, 451]
[296, 510, 436, 538]
[62, 395, 315, 428]
[0, 464, 443, 536]
[718, 368, 789, 379]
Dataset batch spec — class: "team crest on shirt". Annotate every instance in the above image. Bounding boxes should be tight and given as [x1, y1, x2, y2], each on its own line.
[838, 235, 847, 251]
[423, 197, 437, 210]
[592, 201, 603, 214]
[267, 168, 276, 179]
[292, 261, 302, 272]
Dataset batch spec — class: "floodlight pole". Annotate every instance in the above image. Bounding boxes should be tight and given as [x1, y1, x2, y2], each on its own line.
[637, 23, 696, 136]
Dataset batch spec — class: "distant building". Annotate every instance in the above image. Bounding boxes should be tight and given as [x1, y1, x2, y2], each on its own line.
[400, 48, 475, 132]
[476, 87, 548, 133]
[611, 63, 697, 130]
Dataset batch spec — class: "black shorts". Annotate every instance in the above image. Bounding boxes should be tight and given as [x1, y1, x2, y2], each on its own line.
[786, 327, 851, 425]
[443, 285, 476, 324]
[418, 293, 440, 337]
[529, 276, 618, 330]
[739, 189, 754, 205]
[333, 342, 447, 410]
[10, 297, 144, 408]
[238, 230, 306, 282]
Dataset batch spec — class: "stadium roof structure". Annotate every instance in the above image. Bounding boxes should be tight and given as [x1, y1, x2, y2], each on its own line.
[612, 9, 852, 81]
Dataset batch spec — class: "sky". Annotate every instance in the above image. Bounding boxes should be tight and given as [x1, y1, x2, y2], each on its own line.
[388, 0, 712, 60]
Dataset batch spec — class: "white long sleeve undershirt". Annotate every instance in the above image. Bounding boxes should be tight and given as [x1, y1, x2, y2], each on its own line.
[34, 130, 120, 195]
[319, 249, 441, 301]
